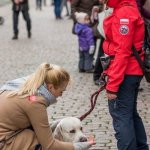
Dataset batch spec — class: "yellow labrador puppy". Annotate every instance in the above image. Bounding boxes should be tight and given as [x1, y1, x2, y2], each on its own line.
[53, 117, 87, 142]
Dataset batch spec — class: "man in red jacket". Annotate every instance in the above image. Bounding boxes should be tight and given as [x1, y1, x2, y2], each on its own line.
[100, 0, 149, 149]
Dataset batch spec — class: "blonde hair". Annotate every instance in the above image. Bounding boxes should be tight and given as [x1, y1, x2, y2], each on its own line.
[8, 63, 70, 97]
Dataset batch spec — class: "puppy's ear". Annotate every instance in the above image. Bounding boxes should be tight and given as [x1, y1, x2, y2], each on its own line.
[54, 124, 63, 141]
[50, 119, 61, 132]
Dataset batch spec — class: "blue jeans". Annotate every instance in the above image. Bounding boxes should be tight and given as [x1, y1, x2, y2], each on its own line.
[54, 0, 61, 18]
[108, 75, 149, 150]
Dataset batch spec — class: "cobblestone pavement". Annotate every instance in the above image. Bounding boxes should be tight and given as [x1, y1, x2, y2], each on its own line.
[0, 1, 150, 149]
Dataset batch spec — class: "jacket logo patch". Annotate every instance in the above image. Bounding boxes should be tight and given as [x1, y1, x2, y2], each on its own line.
[119, 25, 129, 35]
[120, 19, 129, 24]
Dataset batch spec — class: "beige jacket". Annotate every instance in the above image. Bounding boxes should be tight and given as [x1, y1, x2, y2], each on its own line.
[0, 92, 73, 150]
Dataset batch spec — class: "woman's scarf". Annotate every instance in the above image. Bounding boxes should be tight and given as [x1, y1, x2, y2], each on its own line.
[0, 77, 57, 106]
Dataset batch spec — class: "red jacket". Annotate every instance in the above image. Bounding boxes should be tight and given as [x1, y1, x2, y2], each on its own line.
[103, 0, 145, 93]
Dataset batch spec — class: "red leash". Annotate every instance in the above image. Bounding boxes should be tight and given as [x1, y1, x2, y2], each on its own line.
[79, 83, 106, 121]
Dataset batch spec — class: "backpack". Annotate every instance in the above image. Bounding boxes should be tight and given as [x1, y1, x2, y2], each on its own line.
[132, 18, 150, 83]
[145, 19, 150, 50]
[144, 19, 150, 82]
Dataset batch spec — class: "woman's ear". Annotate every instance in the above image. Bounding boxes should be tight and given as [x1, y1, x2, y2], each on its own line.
[47, 83, 54, 91]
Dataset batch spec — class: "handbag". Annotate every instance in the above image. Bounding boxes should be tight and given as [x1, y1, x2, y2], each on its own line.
[132, 46, 150, 83]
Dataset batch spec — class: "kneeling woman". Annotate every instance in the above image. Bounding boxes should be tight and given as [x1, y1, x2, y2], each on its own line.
[0, 63, 94, 150]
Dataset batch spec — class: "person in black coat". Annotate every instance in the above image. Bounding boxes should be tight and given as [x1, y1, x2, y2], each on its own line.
[93, 37, 104, 85]
[12, 0, 31, 40]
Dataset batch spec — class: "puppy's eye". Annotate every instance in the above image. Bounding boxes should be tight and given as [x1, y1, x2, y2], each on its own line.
[80, 127, 83, 131]
[70, 129, 76, 133]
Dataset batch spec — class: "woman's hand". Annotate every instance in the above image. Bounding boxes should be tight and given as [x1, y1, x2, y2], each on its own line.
[92, 6, 100, 12]
[106, 93, 117, 100]
[73, 141, 96, 150]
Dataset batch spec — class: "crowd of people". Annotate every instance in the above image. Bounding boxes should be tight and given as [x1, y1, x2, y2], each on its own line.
[0, 0, 150, 149]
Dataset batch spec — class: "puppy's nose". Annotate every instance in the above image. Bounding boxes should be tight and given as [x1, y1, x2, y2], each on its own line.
[79, 137, 88, 142]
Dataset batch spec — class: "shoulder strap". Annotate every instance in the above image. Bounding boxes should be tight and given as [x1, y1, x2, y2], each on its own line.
[132, 46, 145, 71]
[145, 19, 150, 48]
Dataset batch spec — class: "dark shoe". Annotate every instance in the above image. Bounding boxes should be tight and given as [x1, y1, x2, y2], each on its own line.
[28, 31, 31, 38]
[65, 13, 69, 16]
[94, 79, 100, 85]
[94, 79, 106, 86]
[79, 69, 85, 73]
[85, 68, 94, 73]
[12, 35, 18, 40]
[56, 16, 62, 20]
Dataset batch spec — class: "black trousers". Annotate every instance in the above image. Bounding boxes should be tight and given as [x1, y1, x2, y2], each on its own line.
[93, 37, 104, 81]
[35, 144, 42, 150]
[13, 10, 31, 35]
